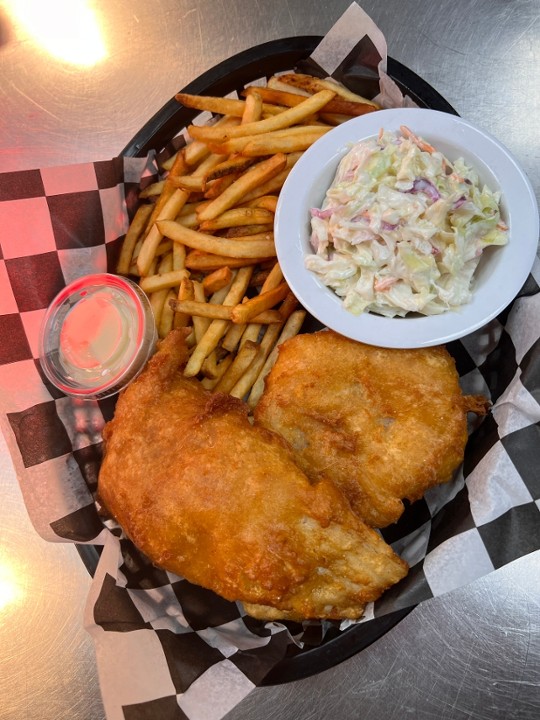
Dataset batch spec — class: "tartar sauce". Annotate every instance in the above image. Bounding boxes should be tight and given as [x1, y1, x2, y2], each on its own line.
[39, 274, 156, 399]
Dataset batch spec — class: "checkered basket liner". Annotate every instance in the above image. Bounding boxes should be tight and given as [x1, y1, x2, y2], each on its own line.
[0, 150, 538, 720]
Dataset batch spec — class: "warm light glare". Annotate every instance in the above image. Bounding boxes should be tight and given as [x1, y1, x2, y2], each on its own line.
[0, 558, 23, 613]
[7, 0, 107, 66]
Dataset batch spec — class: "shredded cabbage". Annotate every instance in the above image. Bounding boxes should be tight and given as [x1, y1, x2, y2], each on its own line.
[306, 126, 509, 317]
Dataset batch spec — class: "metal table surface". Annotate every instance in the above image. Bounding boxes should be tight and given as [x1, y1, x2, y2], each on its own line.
[0, 1, 538, 719]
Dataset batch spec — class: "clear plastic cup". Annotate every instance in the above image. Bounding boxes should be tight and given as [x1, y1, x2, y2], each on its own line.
[39, 273, 157, 400]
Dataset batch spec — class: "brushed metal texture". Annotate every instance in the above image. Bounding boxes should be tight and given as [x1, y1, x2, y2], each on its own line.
[0, 1, 538, 718]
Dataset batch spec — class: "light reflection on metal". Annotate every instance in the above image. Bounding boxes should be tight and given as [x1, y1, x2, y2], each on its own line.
[5, 0, 106, 67]
[0, 556, 23, 613]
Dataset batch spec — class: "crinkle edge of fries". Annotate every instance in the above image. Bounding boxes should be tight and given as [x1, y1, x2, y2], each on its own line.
[116, 71, 380, 406]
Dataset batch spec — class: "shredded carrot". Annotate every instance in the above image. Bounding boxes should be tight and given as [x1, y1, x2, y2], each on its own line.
[400, 125, 436, 154]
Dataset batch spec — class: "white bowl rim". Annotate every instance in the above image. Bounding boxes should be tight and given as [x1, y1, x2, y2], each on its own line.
[274, 108, 539, 348]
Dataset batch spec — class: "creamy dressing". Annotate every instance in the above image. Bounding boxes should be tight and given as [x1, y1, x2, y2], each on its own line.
[306, 127, 509, 317]
[58, 288, 137, 387]
[39, 274, 157, 399]
[59, 289, 135, 378]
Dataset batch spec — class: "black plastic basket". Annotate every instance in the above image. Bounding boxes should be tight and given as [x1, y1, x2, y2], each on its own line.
[79, 35, 458, 686]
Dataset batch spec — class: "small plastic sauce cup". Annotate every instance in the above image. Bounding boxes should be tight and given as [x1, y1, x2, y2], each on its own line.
[39, 274, 157, 400]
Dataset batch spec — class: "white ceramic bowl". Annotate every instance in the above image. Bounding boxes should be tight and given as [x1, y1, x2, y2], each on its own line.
[275, 108, 539, 348]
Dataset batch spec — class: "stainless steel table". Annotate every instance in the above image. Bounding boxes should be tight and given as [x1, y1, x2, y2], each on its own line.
[0, 1, 538, 718]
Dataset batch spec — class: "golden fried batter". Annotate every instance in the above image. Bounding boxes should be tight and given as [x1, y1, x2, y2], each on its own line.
[254, 330, 482, 528]
[98, 329, 407, 621]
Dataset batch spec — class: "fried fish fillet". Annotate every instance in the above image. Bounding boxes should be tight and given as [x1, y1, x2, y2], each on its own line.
[254, 330, 485, 528]
[98, 329, 407, 621]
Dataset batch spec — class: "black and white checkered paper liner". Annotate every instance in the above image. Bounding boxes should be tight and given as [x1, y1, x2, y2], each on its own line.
[0, 155, 539, 720]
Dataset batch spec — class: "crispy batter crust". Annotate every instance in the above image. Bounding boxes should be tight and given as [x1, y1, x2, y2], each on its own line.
[98, 329, 407, 621]
[254, 330, 475, 527]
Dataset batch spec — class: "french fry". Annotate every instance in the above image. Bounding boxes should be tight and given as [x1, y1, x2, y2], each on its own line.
[128, 239, 144, 276]
[184, 139, 211, 167]
[196, 154, 287, 222]
[178, 200, 209, 216]
[170, 299, 281, 324]
[173, 277, 194, 329]
[158, 221, 276, 259]
[161, 151, 179, 172]
[199, 207, 274, 232]
[172, 239, 186, 270]
[201, 353, 234, 390]
[139, 180, 166, 199]
[146, 150, 189, 229]
[267, 76, 311, 95]
[275, 73, 379, 107]
[139, 269, 189, 294]
[236, 153, 300, 203]
[279, 291, 299, 319]
[249, 269, 271, 287]
[251, 310, 282, 323]
[201, 350, 220, 379]
[187, 89, 335, 141]
[183, 116, 241, 166]
[242, 91, 263, 123]
[206, 139, 251, 156]
[254, 260, 283, 291]
[128, 242, 167, 278]
[117, 203, 153, 275]
[204, 155, 256, 182]
[159, 289, 177, 339]
[243, 195, 278, 213]
[223, 224, 274, 238]
[185, 251, 271, 271]
[173, 212, 199, 229]
[172, 300, 233, 320]
[203, 228, 274, 243]
[230, 282, 289, 324]
[229, 321, 284, 399]
[209, 284, 234, 305]
[157, 252, 172, 274]
[247, 309, 307, 407]
[137, 188, 189, 276]
[154, 240, 174, 257]
[239, 170, 290, 203]
[311, 77, 380, 107]
[202, 266, 234, 294]
[203, 172, 241, 199]
[239, 128, 329, 156]
[169, 175, 206, 192]
[213, 341, 260, 394]
[147, 254, 173, 328]
[320, 113, 356, 126]
[146, 259, 157, 277]
[183, 267, 253, 377]
[175, 92, 279, 120]
[221, 319, 248, 353]
[235, 262, 284, 349]
[192, 280, 211, 343]
[243, 85, 309, 107]
[172, 152, 225, 191]
[149, 289, 169, 330]
[207, 125, 327, 156]
[243, 85, 379, 117]
[217, 181, 245, 202]
[190, 281, 234, 343]
[175, 93, 250, 117]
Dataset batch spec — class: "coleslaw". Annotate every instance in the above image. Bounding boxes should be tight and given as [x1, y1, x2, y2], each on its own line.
[306, 126, 509, 317]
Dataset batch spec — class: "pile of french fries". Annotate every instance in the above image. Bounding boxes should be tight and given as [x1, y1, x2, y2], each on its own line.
[117, 71, 379, 407]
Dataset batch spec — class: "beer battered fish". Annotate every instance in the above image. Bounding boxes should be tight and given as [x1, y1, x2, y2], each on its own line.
[98, 329, 407, 621]
[254, 330, 486, 528]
